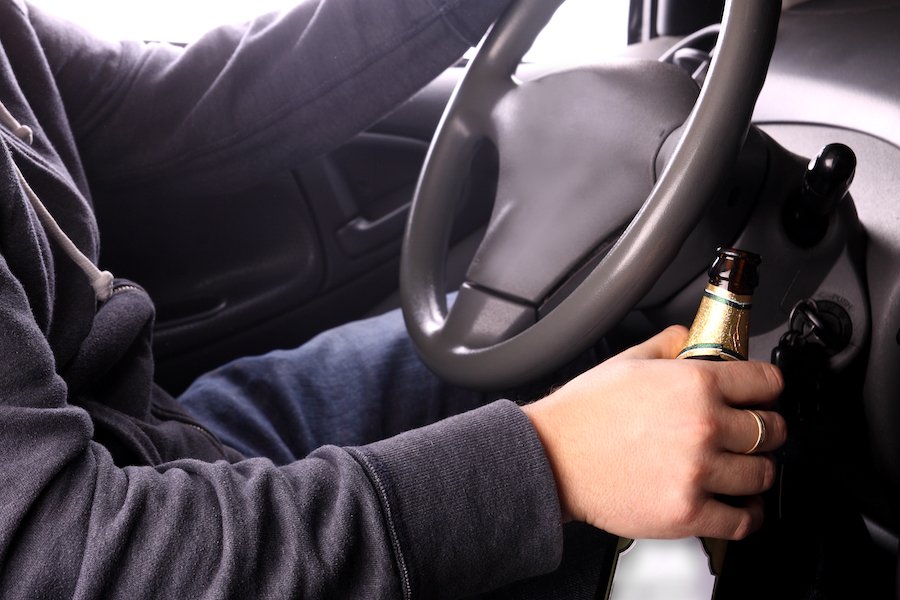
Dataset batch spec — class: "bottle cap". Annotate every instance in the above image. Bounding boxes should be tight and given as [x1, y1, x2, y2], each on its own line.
[708, 247, 761, 294]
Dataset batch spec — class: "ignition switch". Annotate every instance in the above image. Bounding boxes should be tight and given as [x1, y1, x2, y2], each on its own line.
[787, 298, 853, 356]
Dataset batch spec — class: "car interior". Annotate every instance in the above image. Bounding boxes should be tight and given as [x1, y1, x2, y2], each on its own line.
[77, 0, 898, 596]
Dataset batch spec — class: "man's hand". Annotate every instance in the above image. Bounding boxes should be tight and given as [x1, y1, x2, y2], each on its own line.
[522, 325, 786, 541]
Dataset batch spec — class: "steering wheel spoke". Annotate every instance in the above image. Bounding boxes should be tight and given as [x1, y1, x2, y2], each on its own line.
[441, 284, 536, 351]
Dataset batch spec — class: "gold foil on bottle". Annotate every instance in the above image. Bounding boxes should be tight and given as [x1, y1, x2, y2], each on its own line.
[676, 284, 752, 361]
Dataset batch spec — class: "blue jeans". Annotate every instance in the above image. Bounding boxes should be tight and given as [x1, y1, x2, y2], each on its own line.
[177, 305, 489, 463]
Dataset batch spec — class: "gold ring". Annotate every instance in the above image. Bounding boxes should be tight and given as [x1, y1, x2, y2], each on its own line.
[743, 409, 766, 454]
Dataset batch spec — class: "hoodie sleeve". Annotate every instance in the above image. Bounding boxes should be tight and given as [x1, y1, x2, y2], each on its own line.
[27, 0, 509, 193]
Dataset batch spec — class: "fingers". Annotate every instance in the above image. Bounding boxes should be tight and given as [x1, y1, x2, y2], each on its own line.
[694, 495, 765, 540]
[703, 453, 777, 497]
[707, 360, 785, 407]
[614, 328, 784, 409]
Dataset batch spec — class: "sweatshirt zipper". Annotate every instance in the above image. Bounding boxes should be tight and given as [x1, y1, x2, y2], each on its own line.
[110, 283, 142, 297]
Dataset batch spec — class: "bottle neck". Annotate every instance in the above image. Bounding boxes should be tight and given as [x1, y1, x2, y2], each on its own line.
[704, 281, 754, 311]
[707, 247, 760, 295]
[676, 282, 754, 361]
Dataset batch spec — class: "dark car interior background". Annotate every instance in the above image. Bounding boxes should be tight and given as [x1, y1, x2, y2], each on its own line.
[83, 0, 898, 597]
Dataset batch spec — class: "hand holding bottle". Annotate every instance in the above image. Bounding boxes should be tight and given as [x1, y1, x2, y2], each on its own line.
[522, 325, 787, 541]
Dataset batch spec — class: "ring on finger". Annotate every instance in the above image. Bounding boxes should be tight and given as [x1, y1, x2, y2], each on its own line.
[743, 409, 767, 455]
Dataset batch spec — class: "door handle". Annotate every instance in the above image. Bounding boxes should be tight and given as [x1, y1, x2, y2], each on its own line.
[337, 200, 410, 256]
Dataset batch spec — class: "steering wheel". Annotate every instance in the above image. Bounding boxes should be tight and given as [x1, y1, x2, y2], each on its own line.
[401, 0, 781, 391]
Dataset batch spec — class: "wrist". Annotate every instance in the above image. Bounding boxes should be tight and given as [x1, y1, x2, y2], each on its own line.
[521, 399, 575, 523]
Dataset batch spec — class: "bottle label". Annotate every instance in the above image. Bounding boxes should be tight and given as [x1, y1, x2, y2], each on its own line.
[676, 284, 752, 361]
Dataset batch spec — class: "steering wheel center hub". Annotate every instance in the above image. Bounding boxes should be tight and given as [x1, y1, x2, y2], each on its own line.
[471, 61, 700, 306]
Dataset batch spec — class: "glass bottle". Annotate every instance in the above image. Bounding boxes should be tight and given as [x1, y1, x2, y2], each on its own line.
[676, 247, 760, 362]
[680, 246, 761, 594]
[608, 247, 761, 600]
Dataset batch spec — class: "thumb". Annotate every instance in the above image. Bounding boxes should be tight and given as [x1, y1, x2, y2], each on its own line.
[613, 325, 689, 361]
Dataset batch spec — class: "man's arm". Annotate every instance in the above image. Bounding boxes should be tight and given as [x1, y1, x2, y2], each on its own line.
[0, 241, 562, 598]
[28, 0, 510, 194]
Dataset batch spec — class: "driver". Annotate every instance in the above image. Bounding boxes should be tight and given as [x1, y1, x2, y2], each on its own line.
[0, 0, 786, 598]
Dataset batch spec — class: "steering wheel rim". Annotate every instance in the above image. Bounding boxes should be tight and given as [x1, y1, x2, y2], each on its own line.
[401, 0, 781, 391]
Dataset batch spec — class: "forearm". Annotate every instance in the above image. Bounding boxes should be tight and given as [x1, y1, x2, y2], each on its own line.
[31, 0, 513, 194]
[2, 401, 562, 599]
[351, 400, 564, 600]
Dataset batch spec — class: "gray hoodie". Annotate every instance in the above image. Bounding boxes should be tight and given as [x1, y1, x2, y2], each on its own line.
[0, 0, 568, 597]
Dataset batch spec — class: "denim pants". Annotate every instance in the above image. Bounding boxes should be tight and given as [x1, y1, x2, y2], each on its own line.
[177, 305, 489, 464]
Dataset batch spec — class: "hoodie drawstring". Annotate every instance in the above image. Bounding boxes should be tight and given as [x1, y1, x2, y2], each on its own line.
[0, 98, 34, 145]
[1, 99, 114, 302]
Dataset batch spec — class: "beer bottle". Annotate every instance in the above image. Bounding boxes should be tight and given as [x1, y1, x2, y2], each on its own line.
[676, 246, 760, 362]
[605, 248, 761, 600]
[679, 246, 761, 591]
